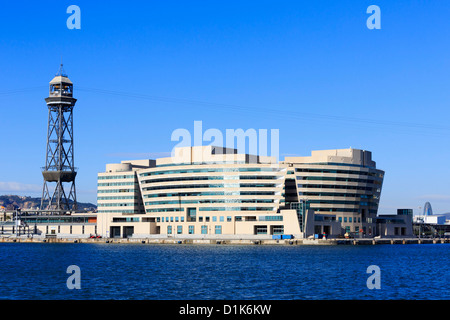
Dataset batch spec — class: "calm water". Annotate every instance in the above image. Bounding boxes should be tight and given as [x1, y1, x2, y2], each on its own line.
[0, 243, 448, 300]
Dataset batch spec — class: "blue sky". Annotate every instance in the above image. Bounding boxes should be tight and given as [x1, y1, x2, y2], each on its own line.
[0, 1, 449, 214]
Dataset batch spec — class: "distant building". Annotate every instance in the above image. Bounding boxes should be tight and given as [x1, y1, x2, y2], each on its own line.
[423, 202, 433, 216]
[413, 213, 450, 238]
[377, 209, 414, 237]
[414, 214, 447, 225]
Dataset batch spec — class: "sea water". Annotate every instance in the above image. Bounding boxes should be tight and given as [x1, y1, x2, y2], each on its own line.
[0, 243, 448, 300]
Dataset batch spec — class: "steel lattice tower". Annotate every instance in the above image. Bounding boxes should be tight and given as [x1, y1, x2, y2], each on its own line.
[40, 65, 78, 213]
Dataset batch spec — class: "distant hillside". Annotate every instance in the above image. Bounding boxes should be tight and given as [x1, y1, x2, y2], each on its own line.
[0, 195, 96, 211]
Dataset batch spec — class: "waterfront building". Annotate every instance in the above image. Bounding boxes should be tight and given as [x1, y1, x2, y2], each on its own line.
[1, 212, 97, 238]
[95, 146, 385, 239]
[1, 146, 390, 239]
[377, 209, 414, 237]
[280, 148, 385, 237]
[97, 159, 154, 238]
[96, 146, 301, 238]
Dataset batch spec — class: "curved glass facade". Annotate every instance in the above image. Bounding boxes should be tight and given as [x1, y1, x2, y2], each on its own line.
[281, 148, 384, 236]
[138, 164, 285, 215]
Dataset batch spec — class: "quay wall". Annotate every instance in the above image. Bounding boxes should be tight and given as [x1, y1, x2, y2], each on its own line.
[1, 236, 448, 245]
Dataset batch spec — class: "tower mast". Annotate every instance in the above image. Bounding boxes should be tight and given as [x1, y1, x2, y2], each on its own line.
[40, 64, 78, 214]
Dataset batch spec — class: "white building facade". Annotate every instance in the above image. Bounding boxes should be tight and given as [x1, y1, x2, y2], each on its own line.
[95, 146, 386, 239]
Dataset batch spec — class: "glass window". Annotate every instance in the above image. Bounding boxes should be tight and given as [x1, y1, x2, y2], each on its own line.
[201, 225, 208, 234]
[272, 226, 284, 235]
[344, 217, 347, 223]
[212, 216, 217, 222]
[177, 226, 182, 234]
[349, 217, 352, 223]
[167, 226, 172, 234]
[189, 225, 194, 234]
[227, 216, 232, 222]
[215, 225, 222, 234]
[255, 226, 267, 234]
[338, 217, 342, 222]
[220, 216, 224, 222]
[175, 217, 179, 222]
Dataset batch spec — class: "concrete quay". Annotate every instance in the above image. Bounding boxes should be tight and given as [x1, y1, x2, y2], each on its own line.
[1, 235, 448, 245]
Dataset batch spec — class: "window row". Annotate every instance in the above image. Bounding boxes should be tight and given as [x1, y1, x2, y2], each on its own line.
[97, 203, 138, 207]
[313, 208, 378, 214]
[338, 216, 361, 223]
[298, 184, 380, 192]
[198, 207, 276, 211]
[98, 175, 135, 180]
[98, 196, 138, 200]
[144, 199, 274, 206]
[295, 168, 382, 178]
[299, 192, 377, 199]
[98, 189, 136, 193]
[155, 215, 280, 223]
[139, 167, 281, 177]
[144, 191, 277, 198]
[166, 225, 222, 235]
[303, 162, 376, 170]
[146, 207, 276, 213]
[142, 183, 279, 191]
[157, 216, 230, 223]
[307, 200, 376, 206]
[112, 217, 140, 222]
[140, 175, 280, 184]
[98, 182, 136, 186]
[297, 176, 380, 184]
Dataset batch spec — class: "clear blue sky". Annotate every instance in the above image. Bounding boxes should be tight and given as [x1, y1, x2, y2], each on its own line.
[0, 1, 449, 214]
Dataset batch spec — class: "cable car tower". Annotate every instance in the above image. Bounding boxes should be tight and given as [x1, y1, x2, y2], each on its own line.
[40, 64, 78, 213]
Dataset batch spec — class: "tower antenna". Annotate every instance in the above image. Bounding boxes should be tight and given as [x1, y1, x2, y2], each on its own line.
[56, 59, 67, 77]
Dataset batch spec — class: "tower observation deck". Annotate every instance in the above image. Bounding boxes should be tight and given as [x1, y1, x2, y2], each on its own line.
[40, 64, 78, 213]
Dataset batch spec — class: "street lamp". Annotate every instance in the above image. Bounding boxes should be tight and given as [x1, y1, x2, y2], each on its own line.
[418, 206, 422, 239]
